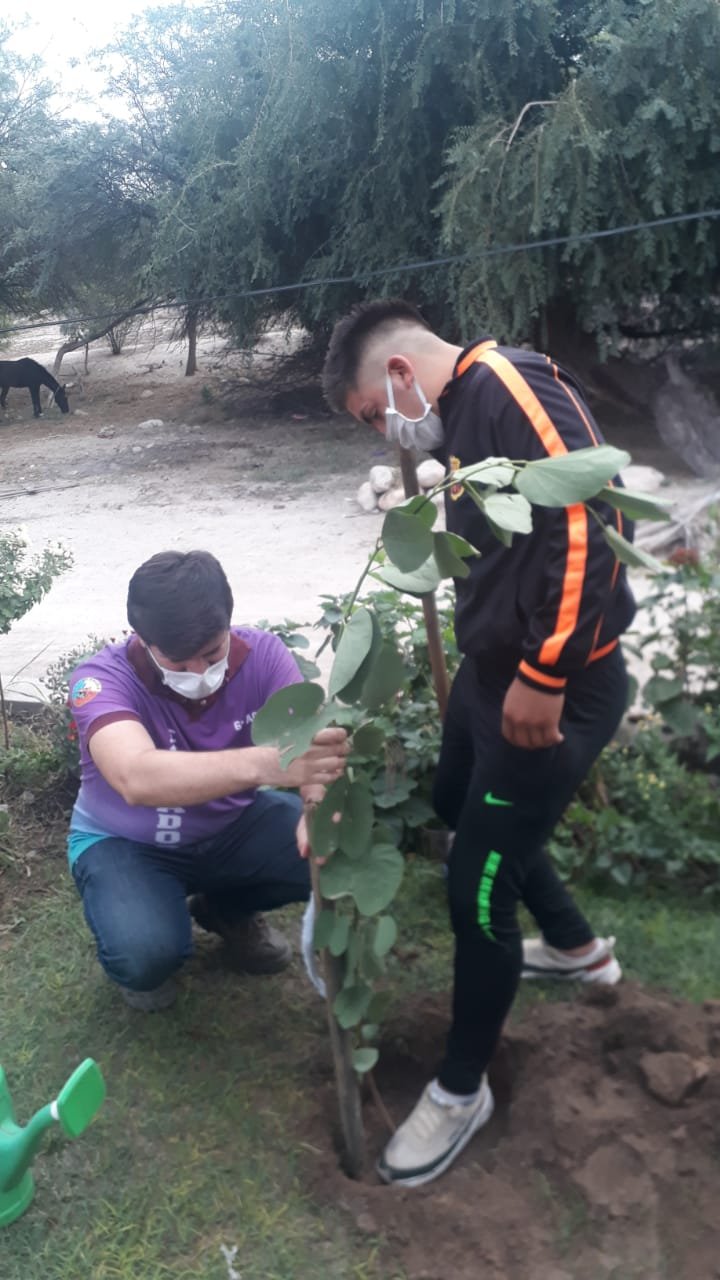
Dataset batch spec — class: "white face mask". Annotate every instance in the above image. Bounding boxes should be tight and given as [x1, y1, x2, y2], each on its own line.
[385, 372, 444, 451]
[147, 638, 230, 701]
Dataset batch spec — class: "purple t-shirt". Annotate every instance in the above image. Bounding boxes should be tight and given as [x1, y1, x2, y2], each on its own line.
[69, 628, 301, 852]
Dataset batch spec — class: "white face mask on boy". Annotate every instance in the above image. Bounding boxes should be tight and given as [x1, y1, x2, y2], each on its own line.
[384, 372, 444, 451]
[147, 639, 230, 700]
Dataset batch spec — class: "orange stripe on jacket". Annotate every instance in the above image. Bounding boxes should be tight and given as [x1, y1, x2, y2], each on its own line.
[473, 348, 589, 669]
[455, 340, 497, 378]
[518, 660, 567, 689]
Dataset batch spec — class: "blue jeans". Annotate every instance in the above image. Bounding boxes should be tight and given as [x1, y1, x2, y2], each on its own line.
[71, 790, 308, 991]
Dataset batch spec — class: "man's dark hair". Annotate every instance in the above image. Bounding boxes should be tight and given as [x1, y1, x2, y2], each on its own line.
[127, 550, 234, 660]
[322, 298, 431, 412]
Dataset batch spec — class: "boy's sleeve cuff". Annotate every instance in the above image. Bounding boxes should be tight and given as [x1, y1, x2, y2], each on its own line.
[517, 659, 568, 695]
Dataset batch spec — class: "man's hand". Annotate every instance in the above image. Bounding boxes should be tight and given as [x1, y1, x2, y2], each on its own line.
[502, 678, 565, 750]
[282, 726, 349, 789]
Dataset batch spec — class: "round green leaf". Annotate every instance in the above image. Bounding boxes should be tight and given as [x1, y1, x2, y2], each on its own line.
[433, 530, 471, 579]
[318, 849, 356, 900]
[338, 779, 374, 859]
[313, 908, 336, 950]
[598, 486, 671, 522]
[352, 722, 385, 759]
[328, 608, 374, 698]
[376, 555, 442, 597]
[333, 983, 373, 1029]
[251, 682, 327, 765]
[329, 913, 351, 957]
[373, 915, 398, 957]
[382, 508, 435, 572]
[335, 612, 382, 705]
[602, 524, 664, 572]
[352, 1047, 379, 1074]
[361, 641, 406, 710]
[352, 844, 405, 916]
[310, 777, 348, 861]
[482, 492, 533, 534]
[401, 494, 438, 528]
[515, 446, 631, 507]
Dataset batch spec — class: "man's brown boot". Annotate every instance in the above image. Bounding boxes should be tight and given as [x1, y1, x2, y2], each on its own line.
[189, 895, 293, 974]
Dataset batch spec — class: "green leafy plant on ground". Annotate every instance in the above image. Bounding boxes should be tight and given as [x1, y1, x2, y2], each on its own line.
[0, 531, 72, 789]
[549, 724, 720, 893]
[629, 531, 720, 760]
[252, 445, 670, 1173]
[260, 589, 459, 849]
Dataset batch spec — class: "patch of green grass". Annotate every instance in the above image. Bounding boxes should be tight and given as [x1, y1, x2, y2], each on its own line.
[0, 882, 389, 1280]
[1, 854, 716, 1278]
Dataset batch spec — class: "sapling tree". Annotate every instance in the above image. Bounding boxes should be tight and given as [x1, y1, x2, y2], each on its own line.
[253, 444, 670, 1175]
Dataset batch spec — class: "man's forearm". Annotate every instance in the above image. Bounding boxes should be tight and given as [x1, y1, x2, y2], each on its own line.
[115, 745, 283, 807]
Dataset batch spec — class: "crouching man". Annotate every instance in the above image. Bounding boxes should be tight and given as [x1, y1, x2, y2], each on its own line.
[67, 549, 347, 1011]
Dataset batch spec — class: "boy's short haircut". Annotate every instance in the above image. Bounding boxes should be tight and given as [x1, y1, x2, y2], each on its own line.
[322, 298, 431, 412]
[127, 550, 234, 660]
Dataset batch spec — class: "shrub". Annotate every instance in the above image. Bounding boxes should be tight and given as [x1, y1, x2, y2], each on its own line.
[549, 725, 720, 894]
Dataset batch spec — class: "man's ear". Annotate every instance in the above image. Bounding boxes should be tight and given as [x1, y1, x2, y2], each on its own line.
[387, 353, 415, 389]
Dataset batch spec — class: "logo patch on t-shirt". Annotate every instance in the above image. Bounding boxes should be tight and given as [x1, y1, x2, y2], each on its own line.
[72, 676, 102, 707]
[449, 455, 463, 501]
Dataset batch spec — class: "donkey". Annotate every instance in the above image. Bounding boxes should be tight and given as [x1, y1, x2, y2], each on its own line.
[0, 358, 70, 418]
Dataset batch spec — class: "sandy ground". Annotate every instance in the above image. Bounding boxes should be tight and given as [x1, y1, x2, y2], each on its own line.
[0, 317, 711, 697]
[0, 321, 391, 694]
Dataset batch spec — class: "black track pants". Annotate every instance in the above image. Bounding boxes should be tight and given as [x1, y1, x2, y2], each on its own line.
[434, 646, 628, 1094]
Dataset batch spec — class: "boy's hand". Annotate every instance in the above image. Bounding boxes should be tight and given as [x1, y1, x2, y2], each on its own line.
[502, 678, 565, 750]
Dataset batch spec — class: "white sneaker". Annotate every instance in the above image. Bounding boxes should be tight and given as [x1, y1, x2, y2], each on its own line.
[522, 935, 622, 985]
[378, 1078, 494, 1188]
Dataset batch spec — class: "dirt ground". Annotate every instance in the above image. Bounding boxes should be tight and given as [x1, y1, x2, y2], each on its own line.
[308, 987, 720, 1280]
[0, 319, 389, 692]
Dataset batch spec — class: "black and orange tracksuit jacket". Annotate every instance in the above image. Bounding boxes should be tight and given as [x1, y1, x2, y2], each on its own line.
[436, 340, 636, 695]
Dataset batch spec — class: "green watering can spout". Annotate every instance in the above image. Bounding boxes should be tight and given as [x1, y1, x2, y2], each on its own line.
[0, 1059, 106, 1228]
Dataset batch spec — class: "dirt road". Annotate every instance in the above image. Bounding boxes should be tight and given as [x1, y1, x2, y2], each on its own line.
[0, 323, 387, 693]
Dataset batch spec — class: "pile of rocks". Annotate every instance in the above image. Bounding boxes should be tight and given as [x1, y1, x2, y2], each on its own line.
[355, 458, 446, 512]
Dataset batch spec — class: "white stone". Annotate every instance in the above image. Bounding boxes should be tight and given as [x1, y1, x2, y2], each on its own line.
[140, 389, 154, 399]
[416, 458, 446, 490]
[378, 485, 406, 512]
[131, 445, 143, 454]
[369, 464, 395, 494]
[621, 465, 666, 493]
[356, 480, 378, 512]
[138, 418, 164, 429]
[97, 425, 116, 439]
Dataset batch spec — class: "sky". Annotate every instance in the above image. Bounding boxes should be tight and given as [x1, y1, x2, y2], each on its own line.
[9, 2, 195, 118]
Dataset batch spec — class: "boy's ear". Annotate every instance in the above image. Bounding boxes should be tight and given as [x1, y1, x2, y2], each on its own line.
[387, 353, 415, 388]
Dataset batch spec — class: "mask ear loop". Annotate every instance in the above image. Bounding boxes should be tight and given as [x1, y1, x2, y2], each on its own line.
[385, 371, 432, 424]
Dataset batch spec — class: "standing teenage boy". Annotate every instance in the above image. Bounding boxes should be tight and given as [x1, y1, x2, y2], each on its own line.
[322, 301, 633, 1187]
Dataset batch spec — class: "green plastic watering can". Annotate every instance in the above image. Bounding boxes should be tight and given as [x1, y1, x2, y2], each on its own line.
[0, 1058, 106, 1227]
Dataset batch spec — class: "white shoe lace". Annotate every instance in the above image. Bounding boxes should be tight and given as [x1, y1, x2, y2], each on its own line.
[404, 1089, 464, 1142]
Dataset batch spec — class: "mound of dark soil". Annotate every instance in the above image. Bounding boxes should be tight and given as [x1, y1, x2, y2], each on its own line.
[307, 984, 720, 1280]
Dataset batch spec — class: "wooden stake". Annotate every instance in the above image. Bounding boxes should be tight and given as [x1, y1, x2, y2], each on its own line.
[398, 448, 450, 718]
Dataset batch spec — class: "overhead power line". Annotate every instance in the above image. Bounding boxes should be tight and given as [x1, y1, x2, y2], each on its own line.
[1, 208, 718, 339]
